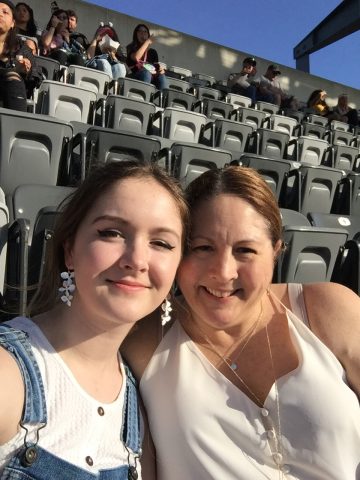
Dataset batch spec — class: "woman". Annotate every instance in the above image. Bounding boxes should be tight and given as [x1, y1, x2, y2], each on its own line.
[14, 2, 37, 37]
[126, 23, 166, 90]
[0, 0, 35, 111]
[123, 166, 360, 479]
[0, 161, 188, 479]
[41, 9, 85, 66]
[86, 23, 127, 80]
[333, 93, 359, 127]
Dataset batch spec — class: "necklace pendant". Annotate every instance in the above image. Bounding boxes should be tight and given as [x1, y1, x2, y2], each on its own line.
[230, 361, 238, 370]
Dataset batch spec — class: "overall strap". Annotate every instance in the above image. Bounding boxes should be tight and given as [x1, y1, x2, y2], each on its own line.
[121, 362, 141, 455]
[0, 324, 47, 424]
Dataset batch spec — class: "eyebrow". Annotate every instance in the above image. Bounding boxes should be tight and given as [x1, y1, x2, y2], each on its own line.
[191, 235, 261, 244]
[92, 215, 181, 239]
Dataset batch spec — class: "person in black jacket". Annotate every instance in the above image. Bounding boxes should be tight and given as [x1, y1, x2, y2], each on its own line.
[126, 23, 166, 90]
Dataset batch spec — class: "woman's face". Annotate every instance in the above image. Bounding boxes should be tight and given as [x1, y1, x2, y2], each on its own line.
[177, 195, 280, 331]
[15, 4, 30, 23]
[65, 177, 183, 328]
[136, 26, 149, 44]
[0, 3, 14, 33]
[55, 11, 68, 28]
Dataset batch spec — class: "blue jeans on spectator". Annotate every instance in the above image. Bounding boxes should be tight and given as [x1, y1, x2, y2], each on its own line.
[130, 68, 167, 91]
[86, 55, 127, 80]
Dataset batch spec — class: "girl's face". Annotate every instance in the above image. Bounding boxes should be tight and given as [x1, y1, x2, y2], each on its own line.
[177, 195, 281, 331]
[65, 177, 183, 329]
[15, 4, 30, 23]
[0, 3, 14, 33]
[136, 26, 149, 44]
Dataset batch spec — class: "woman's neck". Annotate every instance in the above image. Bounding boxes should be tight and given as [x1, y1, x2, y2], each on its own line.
[16, 21, 27, 31]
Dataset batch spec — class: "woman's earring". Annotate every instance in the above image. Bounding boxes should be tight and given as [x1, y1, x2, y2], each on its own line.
[161, 296, 172, 326]
[59, 270, 76, 307]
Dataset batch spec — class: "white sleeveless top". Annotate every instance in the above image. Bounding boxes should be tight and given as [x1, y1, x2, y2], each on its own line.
[0, 317, 141, 475]
[140, 284, 360, 480]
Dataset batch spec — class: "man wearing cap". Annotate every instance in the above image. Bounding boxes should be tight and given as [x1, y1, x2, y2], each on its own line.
[227, 56, 258, 103]
[257, 64, 286, 106]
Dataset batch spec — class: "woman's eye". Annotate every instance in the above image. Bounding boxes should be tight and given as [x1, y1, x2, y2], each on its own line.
[192, 245, 213, 252]
[151, 240, 175, 251]
[235, 247, 256, 255]
[97, 229, 123, 238]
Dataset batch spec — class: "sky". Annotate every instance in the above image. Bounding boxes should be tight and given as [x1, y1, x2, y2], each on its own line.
[88, 0, 360, 90]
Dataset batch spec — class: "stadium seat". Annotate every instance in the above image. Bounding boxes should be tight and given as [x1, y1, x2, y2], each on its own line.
[264, 114, 298, 136]
[103, 95, 156, 134]
[160, 89, 196, 110]
[255, 101, 279, 115]
[156, 107, 207, 143]
[165, 77, 191, 92]
[35, 55, 62, 80]
[288, 136, 329, 165]
[67, 65, 111, 95]
[235, 107, 267, 129]
[199, 98, 234, 120]
[0, 108, 73, 194]
[168, 142, 232, 187]
[332, 172, 360, 216]
[250, 128, 289, 159]
[36, 80, 97, 123]
[225, 93, 252, 109]
[115, 77, 156, 102]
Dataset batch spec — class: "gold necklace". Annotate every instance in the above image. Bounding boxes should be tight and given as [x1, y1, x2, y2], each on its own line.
[201, 302, 263, 372]
[196, 303, 287, 479]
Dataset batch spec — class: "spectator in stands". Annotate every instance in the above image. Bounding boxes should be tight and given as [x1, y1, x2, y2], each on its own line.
[14, 2, 36, 36]
[41, 9, 85, 66]
[256, 64, 287, 106]
[0, 161, 188, 479]
[333, 93, 359, 127]
[227, 56, 258, 103]
[86, 22, 127, 80]
[306, 89, 345, 121]
[67, 9, 89, 50]
[126, 23, 167, 90]
[123, 165, 360, 480]
[0, 0, 38, 111]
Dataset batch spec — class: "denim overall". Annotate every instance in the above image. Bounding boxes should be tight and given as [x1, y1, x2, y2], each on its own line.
[0, 324, 141, 480]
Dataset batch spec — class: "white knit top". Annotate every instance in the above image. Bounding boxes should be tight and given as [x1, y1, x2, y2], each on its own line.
[0, 317, 141, 476]
[140, 284, 360, 480]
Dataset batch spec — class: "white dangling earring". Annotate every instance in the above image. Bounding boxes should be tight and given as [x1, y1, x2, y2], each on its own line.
[161, 296, 172, 326]
[59, 270, 76, 307]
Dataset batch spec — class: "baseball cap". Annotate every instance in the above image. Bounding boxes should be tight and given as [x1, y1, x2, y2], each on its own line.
[0, 0, 15, 13]
[243, 56, 257, 67]
[268, 64, 281, 74]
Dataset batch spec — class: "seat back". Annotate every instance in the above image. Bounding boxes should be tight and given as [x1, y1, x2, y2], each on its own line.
[10, 184, 75, 244]
[171, 143, 232, 188]
[330, 145, 358, 171]
[163, 108, 207, 143]
[213, 119, 253, 158]
[67, 65, 111, 95]
[0, 188, 9, 296]
[105, 96, 156, 134]
[239, 155, 291, 200]
[238, 107, 267, 129]
[0, 108, 73, 195]
[197, 87, 221, 100]
[225, 94, 252, 109]
[255, 129, 289, 159]
[35, 55, 61, 80]
[330, 120, 349, 132]
[301, 122, 326, 139]
[277, 226, 347, 283]
[296, 136, 329, 165]
[84, 127, 162, 176]
[36, 81, 96, 123]
[202, 99, 234, 120]
[306, 114, 328, 127]
[270, 115, 298, 136]
[166, 77, 191, 92]
[117, 77, 156, 102]
[255, 101, 279, 115]
[162, 89, 196, 110]
[299, 165, 343, 215]
[280, 209, 310, 227]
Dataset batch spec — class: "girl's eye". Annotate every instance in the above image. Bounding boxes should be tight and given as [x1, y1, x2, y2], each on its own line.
[97, 229, 123, 238]
[235, 247, 256, 255]
[151, 240, 175, 251]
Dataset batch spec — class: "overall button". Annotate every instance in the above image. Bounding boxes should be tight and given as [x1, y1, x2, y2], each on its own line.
[261, 408, 269, 417]
[85, 456, 93, 466]
[97, 406, 105, 416]
[22, 446, 38, 466]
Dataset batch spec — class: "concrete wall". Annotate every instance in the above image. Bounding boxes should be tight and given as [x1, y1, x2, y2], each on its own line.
[31, 0, 360, 108]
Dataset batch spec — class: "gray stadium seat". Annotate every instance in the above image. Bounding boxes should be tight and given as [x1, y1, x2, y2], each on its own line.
[236, 107, 267, 129]
[36, 80, 97, 123]
[67, 65, 111, 95]
[115, 77, 156, 102]
[288, 136, 329, 165]
[264, 114, 298, 136]
[160, 89, 196, 110]
[255, 101, 279, 115]
[0, 108, 73, 194]
[169, 142, 232, 188]
[104, 96, 156, 134]
[199, 98, 234, 120]
[225, 93, 252, 109]
[158, 107, 207, 143]
[35, 55, 61, 80]
[250, 128, 289, 159]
